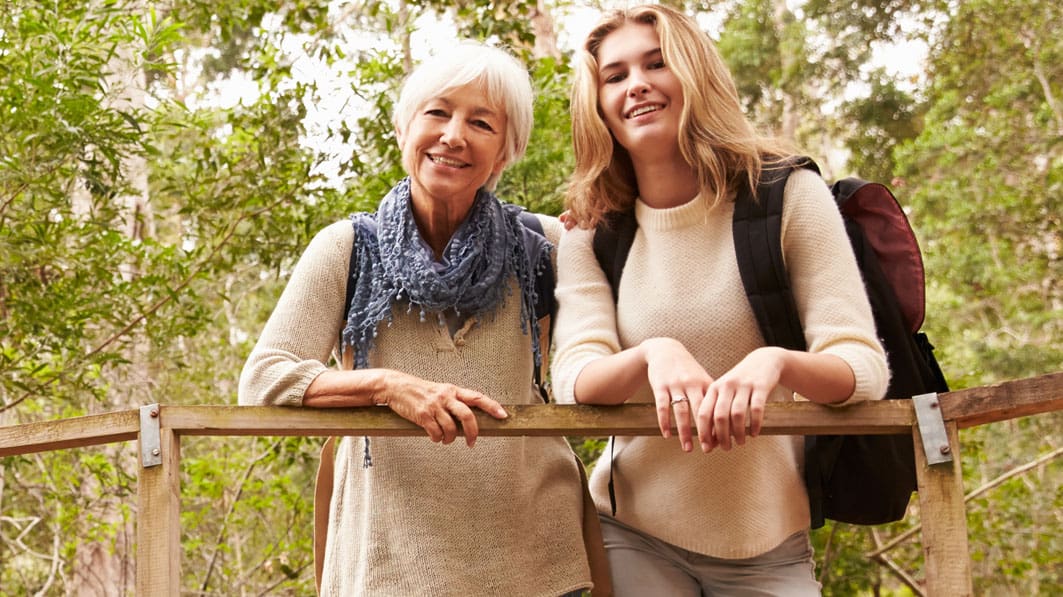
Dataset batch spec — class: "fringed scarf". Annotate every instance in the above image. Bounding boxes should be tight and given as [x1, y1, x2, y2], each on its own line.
[341, 177, 551, 372]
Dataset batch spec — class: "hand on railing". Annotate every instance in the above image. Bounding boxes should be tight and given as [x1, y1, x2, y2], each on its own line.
[370, 370, 508, 447]
[302, 368, 508, 447]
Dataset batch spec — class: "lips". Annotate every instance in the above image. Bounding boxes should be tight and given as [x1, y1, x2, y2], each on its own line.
[428, 154, 468, 168]
[626, 103, 663, 119]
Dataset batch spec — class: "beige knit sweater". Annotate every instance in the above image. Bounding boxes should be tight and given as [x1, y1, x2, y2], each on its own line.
[239, 215, 592, 596]
[551, 168, 889, 559]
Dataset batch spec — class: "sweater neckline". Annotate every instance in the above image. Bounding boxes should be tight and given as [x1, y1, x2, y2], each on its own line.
[635, 191, 717, 232]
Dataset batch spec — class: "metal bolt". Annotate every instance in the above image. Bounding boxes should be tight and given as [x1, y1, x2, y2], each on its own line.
[930, 401, 939, 409]
[150, 409, 159, 418]
[939, 444, 951, 455]
[152, 448, 160, 456]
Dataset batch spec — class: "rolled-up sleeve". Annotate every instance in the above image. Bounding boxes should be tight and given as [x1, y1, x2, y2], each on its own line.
[238, 220, 353, 406]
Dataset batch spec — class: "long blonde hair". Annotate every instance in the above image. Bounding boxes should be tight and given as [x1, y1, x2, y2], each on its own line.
[566, 4, 795, 226]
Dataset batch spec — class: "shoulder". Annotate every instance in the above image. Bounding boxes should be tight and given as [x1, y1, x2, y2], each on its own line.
[556, 225, 596, 263]
[314, 219, 357, 246]
[781, 168, 838, 219]
[297, 220, 357, 268]
[783, 166, 831, 197]
[531, 212, 563, 247]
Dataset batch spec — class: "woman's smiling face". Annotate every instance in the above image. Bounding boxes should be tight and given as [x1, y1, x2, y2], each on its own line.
[595, 22, 685, 162]
[397, 81, 508, 208]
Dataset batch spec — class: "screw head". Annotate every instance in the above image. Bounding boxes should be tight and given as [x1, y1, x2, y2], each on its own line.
[151, 448, 160, 456]
[150, 409, 159, 418]
[939, 444, 951, 455]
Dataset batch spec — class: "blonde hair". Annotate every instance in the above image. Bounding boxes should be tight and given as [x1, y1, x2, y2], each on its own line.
[566, 4, 795, 226]
[394, 41, 533, 191]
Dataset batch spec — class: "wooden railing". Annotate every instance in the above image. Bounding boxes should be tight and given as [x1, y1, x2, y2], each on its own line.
[2, 371, 1061, 596]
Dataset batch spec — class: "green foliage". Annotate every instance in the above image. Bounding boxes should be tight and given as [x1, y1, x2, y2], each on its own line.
[497, 56, 574, 215]
[840, 72, 923, 182]
[717, 0, 789, 124]
[895, 0, 1062, 388]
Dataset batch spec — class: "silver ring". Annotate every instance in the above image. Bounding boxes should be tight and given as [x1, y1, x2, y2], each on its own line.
[670, 395, 689, 405]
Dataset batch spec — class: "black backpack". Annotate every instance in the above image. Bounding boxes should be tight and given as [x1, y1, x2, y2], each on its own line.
[592, 158, 949, 527]
[342, 209, 556, 401]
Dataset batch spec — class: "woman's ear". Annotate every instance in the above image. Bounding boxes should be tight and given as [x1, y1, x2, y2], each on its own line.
[491, 153, 508, 177]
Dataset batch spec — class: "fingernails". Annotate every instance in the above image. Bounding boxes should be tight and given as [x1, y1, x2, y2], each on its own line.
[701, 442, 710, 453]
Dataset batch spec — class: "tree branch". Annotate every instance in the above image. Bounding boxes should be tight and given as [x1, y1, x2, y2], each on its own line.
[869, 527, 925, 596]
[867, 445, 1063, 558]
[200, 439, 283, 593]
[0, 192, 297, 415]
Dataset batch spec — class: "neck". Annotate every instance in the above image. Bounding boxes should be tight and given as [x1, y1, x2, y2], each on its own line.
[631, 155, 701, 209]
[410, 191, 476, 259]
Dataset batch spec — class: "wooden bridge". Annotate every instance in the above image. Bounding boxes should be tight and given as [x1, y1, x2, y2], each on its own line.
[2, 371, 1060, 596]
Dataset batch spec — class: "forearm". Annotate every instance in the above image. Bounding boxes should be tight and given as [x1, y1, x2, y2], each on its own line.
[777, 348, 855, 405]
[572, 345, 650, 405]
[302, 369, 388, 408]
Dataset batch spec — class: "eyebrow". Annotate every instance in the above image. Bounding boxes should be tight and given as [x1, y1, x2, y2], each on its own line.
[598, 47, 663, 73]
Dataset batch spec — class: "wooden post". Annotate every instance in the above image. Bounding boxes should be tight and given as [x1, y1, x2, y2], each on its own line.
[913, 421, 972, 595]
[136, 426, 181, 596]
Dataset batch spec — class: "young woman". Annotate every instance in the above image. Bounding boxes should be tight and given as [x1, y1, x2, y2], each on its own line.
[551, 5, 889, 595]
[240, 42, 597, 596]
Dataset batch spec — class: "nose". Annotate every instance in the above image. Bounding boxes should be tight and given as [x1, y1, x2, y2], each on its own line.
[439, 118, 467, 148]
[627, 69, 650, 97]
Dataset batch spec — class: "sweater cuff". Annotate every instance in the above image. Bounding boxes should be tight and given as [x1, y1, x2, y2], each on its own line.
[822, 345, 890, 407]
[553, 354, 602, 405]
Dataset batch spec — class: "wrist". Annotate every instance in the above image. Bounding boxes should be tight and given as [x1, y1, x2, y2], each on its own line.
[365, 369, 392, 406]
[638, 337, 680, 364]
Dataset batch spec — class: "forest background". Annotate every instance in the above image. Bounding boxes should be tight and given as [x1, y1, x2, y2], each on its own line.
[1, 0, 1059, 595]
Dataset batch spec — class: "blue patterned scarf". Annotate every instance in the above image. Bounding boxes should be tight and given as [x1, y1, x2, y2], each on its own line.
[341, 177, 551, 370]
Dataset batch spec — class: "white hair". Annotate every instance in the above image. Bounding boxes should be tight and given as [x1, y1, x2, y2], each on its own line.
[393, 41, 533, 190]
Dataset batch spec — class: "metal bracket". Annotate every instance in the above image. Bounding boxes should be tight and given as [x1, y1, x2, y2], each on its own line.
[913, 393, 953, 465]
[140, 404, 162, 468]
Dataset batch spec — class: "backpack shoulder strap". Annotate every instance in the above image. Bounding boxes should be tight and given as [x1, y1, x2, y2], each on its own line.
[731, 156, 827, 525]
[731, 157, 819, 351]
[516, 210, 556, 402]
[592, 209, 638, 302]
[516, 210, 556, 323]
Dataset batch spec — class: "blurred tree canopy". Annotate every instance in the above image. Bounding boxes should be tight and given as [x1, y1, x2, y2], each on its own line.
[1, 0, 1058, 594]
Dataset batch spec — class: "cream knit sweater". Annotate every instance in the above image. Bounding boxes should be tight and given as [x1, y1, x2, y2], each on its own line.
[239, 216, 592, 596]
[551, 168, 889, 559]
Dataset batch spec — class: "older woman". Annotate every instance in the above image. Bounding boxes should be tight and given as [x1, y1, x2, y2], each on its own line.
[552, 5, 889, 596]
[239, 42, 595, 596]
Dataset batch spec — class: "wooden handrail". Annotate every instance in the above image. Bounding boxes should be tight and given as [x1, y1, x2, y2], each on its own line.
[940, 371, 1063, 429]
[0, 409, 140, 457]
[1, 399, 918, 456]
[1, 370, 1060, 597]
[5, 371, 1060, 457]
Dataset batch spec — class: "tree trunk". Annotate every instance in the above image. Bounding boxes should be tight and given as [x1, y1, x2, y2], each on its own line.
[530, 0, 561, 60]
[71, 17, 151, 597]
[772, 0, 798, 142]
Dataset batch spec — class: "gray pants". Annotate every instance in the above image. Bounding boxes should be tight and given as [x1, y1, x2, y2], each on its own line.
[600, 515, 821, 596]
